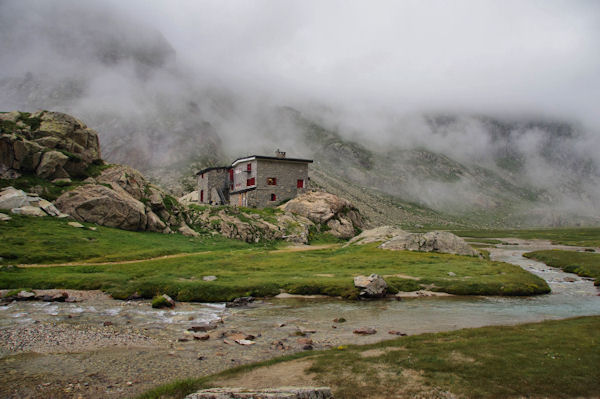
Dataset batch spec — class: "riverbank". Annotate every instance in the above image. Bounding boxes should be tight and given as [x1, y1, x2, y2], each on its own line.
[145, 316, 600, 399]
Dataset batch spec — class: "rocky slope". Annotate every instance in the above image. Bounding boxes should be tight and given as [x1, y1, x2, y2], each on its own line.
[0, 110, 365, 242]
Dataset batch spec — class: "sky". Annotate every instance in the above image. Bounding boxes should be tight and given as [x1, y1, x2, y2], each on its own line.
[109, 0, 600, 129]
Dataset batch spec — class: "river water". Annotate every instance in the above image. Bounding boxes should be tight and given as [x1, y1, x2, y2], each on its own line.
[1, 241, 599, 398]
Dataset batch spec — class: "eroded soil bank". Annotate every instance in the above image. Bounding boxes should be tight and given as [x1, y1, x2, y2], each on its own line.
[1, 240, 599, 398]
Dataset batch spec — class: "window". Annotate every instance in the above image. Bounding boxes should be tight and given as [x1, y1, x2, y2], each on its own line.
[270, 193, 277, 201]
[246, 163, 252, 172]
[246, 177, 255, 186]
[267, 177, 277, 185]
[297, 179, 304, 188]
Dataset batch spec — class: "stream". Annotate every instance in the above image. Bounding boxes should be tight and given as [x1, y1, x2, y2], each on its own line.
[1, 241, 599, 398]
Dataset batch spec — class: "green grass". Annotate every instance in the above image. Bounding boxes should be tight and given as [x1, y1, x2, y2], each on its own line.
[138, 316, 600, 399]
[454, 227, 600, 247]
[524, 250, 600, 286]
[0, 214, 250, 265]
[0, 215, 550, 301]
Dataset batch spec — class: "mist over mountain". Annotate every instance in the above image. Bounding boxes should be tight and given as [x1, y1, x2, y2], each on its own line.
[1, 0, 599, 227]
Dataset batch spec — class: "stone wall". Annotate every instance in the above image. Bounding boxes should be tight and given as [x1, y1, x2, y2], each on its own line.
[198, 168, 229, 205]
[254, 159, 309, 207]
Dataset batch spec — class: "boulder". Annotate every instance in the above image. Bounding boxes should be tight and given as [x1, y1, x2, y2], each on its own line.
[0, 212, 11, 221]
[353, 274, 387, 298]
[11, 206, 47, 217]
[0, 187, 29, 209]
[280, 191, 364, 239]
[35, 150, 69, 178]
[178, 223, 199, 237]
[179, 190, 199, 205]
[146, 210, 167, 232]
[380, 231, 478, 256]
[185, 387, 333, 399]
[96, 165, 147, 201]
[347, 226, 407, 246]
[54, 184, 148, 231]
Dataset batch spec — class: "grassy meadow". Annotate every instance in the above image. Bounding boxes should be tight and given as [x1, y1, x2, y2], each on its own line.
[0, 214, 252, 265]
[138, 316, 600, 399]
[525, 250, 600, 286]
[0, 215, 550, 301]
[454, 227, 600, 247]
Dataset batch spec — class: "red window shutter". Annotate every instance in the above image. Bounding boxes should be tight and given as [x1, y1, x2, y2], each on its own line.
[229, 169, 233, 181]
[247, 177, 255, 186]
[247, 163, 252, 172]
[297, 179, 304, 188]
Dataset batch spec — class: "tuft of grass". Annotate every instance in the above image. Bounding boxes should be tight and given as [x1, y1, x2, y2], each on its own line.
[151, 295, 171, 308]
[524, 250, 600, 286]
[138, 316, 600, 399]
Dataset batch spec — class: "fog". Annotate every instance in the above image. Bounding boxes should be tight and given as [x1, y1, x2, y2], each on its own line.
[0, 0, 599, 222]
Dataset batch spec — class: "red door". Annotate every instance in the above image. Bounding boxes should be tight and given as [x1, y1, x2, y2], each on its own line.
[200, 190, 204, 202]
[297, 179, 304, 188]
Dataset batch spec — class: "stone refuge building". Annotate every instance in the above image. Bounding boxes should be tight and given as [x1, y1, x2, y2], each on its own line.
[196, 151, 312, 208]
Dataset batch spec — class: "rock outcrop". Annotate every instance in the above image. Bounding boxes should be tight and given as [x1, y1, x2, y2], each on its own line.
[354, 274, 388, 298]
[54, 165, 182, 233]
[348, 226, 479, 256]
[186, 206, 315, 243]
[279, 191, 364, 238]
[0, 111, 101, 180]
[0, 186, 66, 218]
[380, 230, 479, 256]
[346, 225, 406, 246]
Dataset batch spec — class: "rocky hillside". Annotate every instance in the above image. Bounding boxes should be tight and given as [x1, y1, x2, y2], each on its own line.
[0, 110, 365, 242]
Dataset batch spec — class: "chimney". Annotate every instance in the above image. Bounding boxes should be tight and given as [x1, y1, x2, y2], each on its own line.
[275, 149, 286, 159]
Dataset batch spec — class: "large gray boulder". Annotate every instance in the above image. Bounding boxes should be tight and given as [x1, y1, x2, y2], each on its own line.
[380, 231, 478, 256]
[354, 274, 388, 298]
[0, 187, 29, 209]
[346, 225, 407, 246]
[54, 184, 148, 230]
[279, 191, 364, 239]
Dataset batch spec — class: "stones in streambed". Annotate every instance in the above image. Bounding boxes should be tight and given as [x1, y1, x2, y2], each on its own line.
[185, 387, 333, 399]
[388, 330, 408, 336]
[188, 322, 219, 332]
[353, 274, 387, 298]
[353, 327, 377, 335]
[2, 289, 71, 302]
[226, 296, 255, 308]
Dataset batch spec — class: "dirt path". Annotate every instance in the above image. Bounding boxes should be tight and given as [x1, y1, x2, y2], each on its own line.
[271, 244, 339, 253]
[17, 244, 339, 268]
[17, 251, 211, 268]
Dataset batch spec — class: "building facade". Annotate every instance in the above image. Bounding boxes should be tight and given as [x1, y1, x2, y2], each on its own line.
[196, 151, 312, 208]
[196, 166, 230, 205]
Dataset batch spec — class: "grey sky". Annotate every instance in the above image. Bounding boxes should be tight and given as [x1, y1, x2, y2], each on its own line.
[111, 0, 600, 129]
